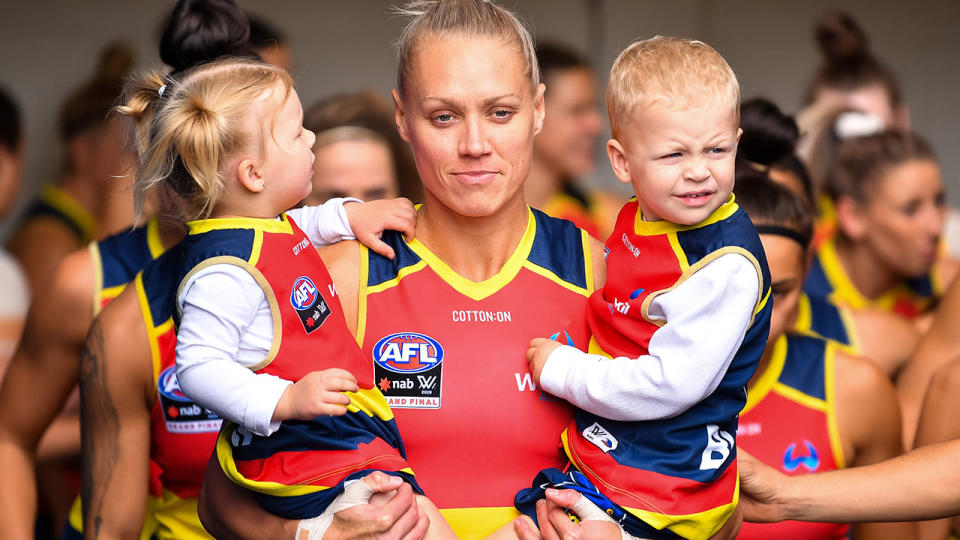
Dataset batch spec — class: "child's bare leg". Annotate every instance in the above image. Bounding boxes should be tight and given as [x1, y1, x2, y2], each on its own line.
[484, 516, 531, 540]
[415, 494, 459, 539]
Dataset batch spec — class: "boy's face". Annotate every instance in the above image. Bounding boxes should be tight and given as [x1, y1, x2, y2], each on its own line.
[608, 100, 740, 225]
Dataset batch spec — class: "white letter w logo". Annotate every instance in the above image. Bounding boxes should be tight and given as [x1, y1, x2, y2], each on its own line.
[514, 373, 537, 391]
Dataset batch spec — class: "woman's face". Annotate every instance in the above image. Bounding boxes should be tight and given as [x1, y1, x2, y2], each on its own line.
[849, 159, 945, 279]
[535, 67, 603, 178]
[814, 83, 906, 130]
[761, 233, 806, 343]
[303, 139, 398, 206]
[394, 35, 545, 218]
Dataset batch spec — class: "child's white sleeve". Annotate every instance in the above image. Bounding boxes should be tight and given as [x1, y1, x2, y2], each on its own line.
[286, 197, 363, 248]
[176, 265, 292, 437]
[539, 252, 761, 421]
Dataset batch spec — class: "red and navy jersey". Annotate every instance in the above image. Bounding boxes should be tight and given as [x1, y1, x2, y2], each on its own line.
[173, 214, 413, 520]
[90, 218, 166, 314]
[792, 292, 859, 353]
[138, 243, 218, 539]
[359, 208, 594, 539]
[564, 196, 771, 539]
[805, 236, 940, 319]
[738, 333, 849, 540]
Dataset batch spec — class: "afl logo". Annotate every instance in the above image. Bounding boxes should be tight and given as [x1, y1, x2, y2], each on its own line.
[290, 276, 319, 310]
[158, 366, 191, 403]
[373, 332, 443, 374]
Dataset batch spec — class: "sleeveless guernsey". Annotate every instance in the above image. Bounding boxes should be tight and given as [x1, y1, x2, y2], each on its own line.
[738, 333, 849, 540]
[359, 208, 594, 539]
[173, 215, 414, 520]
[557, 197, 770, 539]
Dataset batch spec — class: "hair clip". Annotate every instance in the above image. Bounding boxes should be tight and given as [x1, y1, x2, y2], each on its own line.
[158, 84, 167, 97]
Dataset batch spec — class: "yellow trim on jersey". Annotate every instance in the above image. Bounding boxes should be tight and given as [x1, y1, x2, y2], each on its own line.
[186, 212, 294, 235]
[89, 241, 104, 315]
[793, 293, 862, 354]
[772, 383, 827, 412]
[356, 244, 370, 346]
[633, 195, 739, 237]
[365, 259, 429, 297]
[40, 184, 97, 242]
[440, 507, 521, 539]
[794, 293, 812, 332]
[640, 245, 765, 327]
[135, 274, 163, 386]
[67, 491, 161, 540]
[406, 209, 537, 301]
[155, 488, 213, 540]
[581, 228, 596, 293]
[146, 217, 165, 258]
[217, 423, 415, 496]
[622, 479, 738, 540]
[818, 237, 902, 312]
[345, 388, 396, 421]
[742, 334, 787, 414]
[176, 256, 282, 372]
[823, 342, 847, 469]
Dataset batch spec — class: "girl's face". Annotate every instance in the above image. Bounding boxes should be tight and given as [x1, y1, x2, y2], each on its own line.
[258, 86, 317, 212]
[761, 233, 807, 342]
[394, 35, 545, 218]
[845, 159, 945, 279]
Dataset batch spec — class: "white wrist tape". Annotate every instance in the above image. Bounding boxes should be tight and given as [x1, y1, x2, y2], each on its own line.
[568, 496, 645, 540]
[294, 478, 375, 540]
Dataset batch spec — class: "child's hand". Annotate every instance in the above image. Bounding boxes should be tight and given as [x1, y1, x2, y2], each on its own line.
[273, 368, 359, 422]
[527, 337, 562, 386]
[345, 198, 416, 260]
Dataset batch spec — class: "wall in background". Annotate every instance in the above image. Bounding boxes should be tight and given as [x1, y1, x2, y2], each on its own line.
[2, 0, 957, 238]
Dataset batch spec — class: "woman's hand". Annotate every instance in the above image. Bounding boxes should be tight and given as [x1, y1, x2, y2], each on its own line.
[513, 489, 622, 540]
[345, 198, 416, 260]
[325, 472, 429, 540]
[737, 449, 788, 524]
[273, 368, 358, 423]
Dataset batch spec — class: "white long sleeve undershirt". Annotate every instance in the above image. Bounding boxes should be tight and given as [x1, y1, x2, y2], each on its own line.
[539, 252, 761, 422]
[175, 199, 359, 437]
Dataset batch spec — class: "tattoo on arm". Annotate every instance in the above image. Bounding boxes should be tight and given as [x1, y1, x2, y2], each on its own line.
[79, 319, 119, 539]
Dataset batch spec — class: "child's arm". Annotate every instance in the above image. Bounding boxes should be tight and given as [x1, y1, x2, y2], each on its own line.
[533, 253, 761, 421]
[288, 197, 416, 259]
[176, 265, 355, 436]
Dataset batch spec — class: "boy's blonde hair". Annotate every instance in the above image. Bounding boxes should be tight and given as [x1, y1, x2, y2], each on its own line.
[117, 57, 292, 221]
[606, 36, 740, 138]
[394, 0, 539, 96]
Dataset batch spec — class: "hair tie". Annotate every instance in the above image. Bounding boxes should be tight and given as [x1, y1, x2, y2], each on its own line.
[158, 84, 167, 97]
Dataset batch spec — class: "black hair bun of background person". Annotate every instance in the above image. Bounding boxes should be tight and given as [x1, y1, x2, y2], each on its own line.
[739, 97, 799, 167]
[159, 0, 255, 74]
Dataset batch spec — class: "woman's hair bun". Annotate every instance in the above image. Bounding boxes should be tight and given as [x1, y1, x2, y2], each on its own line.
[739, 97, 799, 167]
[815, 11, 870, 65]
[159, 0, 254, 73]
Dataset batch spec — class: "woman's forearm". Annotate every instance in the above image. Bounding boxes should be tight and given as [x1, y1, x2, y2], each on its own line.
[782, 440, 960, 522]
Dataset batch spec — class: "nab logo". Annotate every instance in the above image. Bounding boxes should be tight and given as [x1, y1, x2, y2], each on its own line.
[158, 366, 191, 403]
[783, 440, 820, 472]
[373, 333, 443, 374]
[290, 276, 319, 310]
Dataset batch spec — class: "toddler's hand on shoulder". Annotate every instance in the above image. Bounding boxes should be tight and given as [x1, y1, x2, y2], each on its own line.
[273, 368, 359, 422]
[527, 338, 562, 386]
[345, 198, 416, 260]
